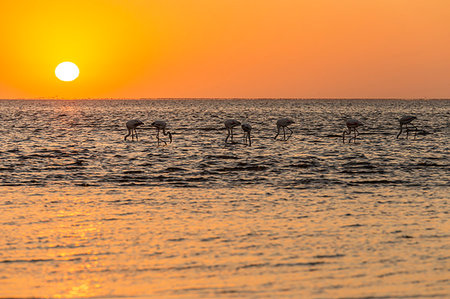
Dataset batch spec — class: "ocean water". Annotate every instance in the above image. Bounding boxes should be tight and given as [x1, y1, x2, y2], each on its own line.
[0, 99, 448, 298]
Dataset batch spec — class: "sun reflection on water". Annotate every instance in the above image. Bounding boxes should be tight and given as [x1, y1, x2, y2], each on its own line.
[0, 186, 448, 298]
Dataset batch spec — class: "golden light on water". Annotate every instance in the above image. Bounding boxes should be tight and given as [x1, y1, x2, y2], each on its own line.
[1, 186, 448, 297]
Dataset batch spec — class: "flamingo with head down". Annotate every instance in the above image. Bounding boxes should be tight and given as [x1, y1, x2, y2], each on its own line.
[397, 115, 417, 139]
[124, 119, 144, 141]
[274, 118, 295, 141]
[343, 118, 363, 143]
[224, 119, 241, 143]
[241, 123, 252, 146]
[151, 120, 172, 145]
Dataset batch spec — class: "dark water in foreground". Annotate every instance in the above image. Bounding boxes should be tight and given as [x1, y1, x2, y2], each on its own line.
[0, 99, 449, 298]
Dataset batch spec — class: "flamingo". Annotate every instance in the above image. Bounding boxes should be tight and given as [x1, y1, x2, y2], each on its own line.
[241, 123, 252, 146]
[274, 118, 295, 141]
[343, 118, 363, 143]
[397, 115, 417, 139]
[124, 119, 144, 141]
[225, 119, 241, 143]
[151, 120, 172, 145]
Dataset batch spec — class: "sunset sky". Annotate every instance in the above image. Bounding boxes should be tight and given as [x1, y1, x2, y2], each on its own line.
[1, 0, 449, 99]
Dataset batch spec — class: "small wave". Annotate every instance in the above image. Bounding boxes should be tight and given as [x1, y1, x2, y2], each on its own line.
[200, 236, 221, 242]
[341, 170, 385, 174]
[162, 167, 187, 173]
[215, 165, 268, 172]
[349, 179, 408, 185]
[0, 258, 54, 263]
[204, 155, 239, 160]
[273, 261, 325, 267]
[167, 238, 186, 242]
[0, 257, 81, 263]
[341, 223, 365, 228]
[236, 263, 269, 270]
[314, 254, 345, 259]
[342, 161, 376, 169]
[123, 170, 145, 174]
[198, 127, 219, 131]
[416, 162, 448, 167]
[289, 162, 319, 168]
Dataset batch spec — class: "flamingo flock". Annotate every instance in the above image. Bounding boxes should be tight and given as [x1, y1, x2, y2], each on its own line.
[124, 115, 423, 145]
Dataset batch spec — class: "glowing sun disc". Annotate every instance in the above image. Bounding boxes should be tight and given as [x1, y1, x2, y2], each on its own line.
[55, 62, 79, 82]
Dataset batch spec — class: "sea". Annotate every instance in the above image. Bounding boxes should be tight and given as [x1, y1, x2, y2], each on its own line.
[0, 99, 448, 298]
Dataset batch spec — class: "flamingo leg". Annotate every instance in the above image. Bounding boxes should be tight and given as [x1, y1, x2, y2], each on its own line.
[162, 129, 172, 143]
[242, 132, 250, 145]
[287, 127, 293, 140]
[156, 129, 160, 145]
[125, 129, 131, 141]
[159, 129, 167, 145]
[283, 127, 286, 141]
[230, 128, 234, 142]
[408, 124, 418, 139]
[134, 129, 139, 141]
[348, 129, 353, 143]
[274, 126, 280, 140]
[161, 131, 167, 145]
[156, 129, 167, 145]
[397, 124, 403, 139]
[343, 128, 350, 143]
[412, 124, 418, 139]
[225, 128, 231, 143]
[354, 128, 359, 143]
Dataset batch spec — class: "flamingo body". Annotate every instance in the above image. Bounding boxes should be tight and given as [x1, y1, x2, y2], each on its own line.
[241, 123, 252, 146]
[343, 118, 362, 143]
[151, 120, 172, 145]
[124, 119, 144, 141]
[397, 115, 417, 139]
[274, 118, 295, 141]
[225, 119, 241, 143]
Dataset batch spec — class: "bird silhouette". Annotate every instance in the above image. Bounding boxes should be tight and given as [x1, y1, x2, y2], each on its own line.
[343, 118, 363, 143]
[397, 115, 417, 139]
[124, 119, 144, 141]
[151, 120, 172, 145]
[241, 123, 252, 146]
[274, 118, 295, 141]
[225, 119, 241, 143]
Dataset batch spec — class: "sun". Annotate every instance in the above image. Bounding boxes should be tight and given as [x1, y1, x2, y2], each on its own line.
[55, 62, 79, 82]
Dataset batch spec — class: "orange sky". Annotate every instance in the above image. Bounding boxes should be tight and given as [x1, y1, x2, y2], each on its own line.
[1, 0, 450, 99]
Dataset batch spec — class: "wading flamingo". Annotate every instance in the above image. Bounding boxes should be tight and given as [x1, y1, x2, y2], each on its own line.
[343, 119, 363, 143]
[124, 119, 144, 141]
[225, 119, 241, 143]
[274, 118, 295, 141]
[397, 115, 417, 139]
[151, 120, 172, 145]
[241, 123, 252, 146]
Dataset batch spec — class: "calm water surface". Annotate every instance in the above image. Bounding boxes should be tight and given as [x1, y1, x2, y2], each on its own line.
[0, 99, 449, 298]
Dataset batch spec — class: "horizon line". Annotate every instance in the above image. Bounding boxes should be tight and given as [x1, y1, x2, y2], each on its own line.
[1, 97, 449, 101]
